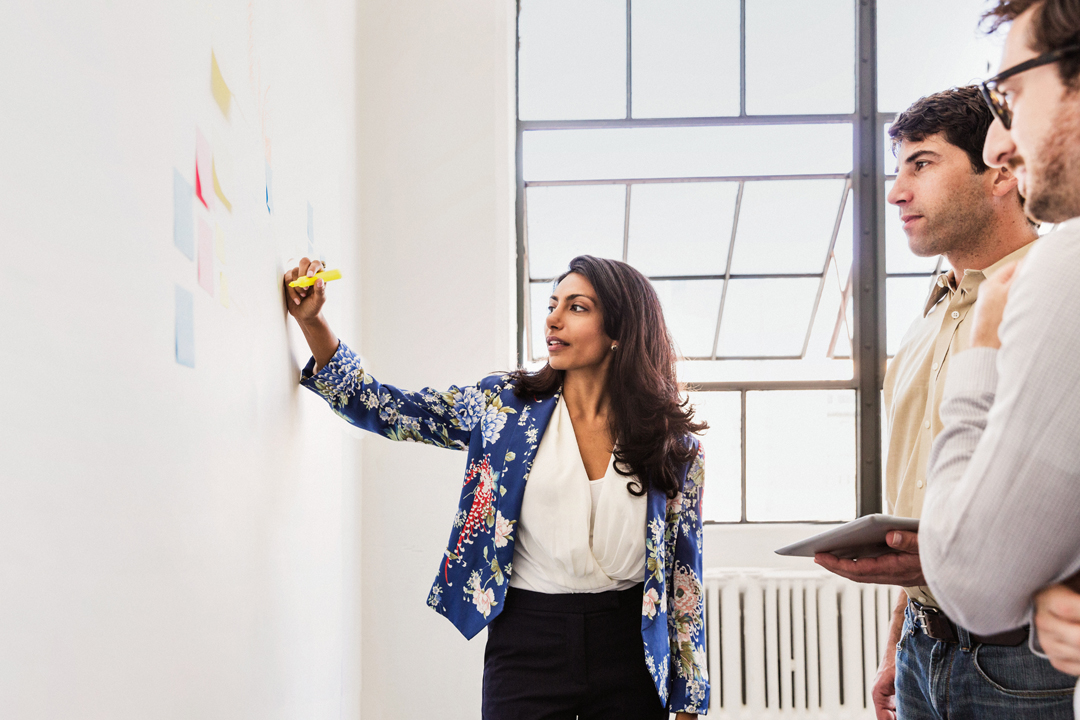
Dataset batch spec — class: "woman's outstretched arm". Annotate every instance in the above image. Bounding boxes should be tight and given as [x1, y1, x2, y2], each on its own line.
[282, 259, 513, 452]
[284, 258, 338, 370]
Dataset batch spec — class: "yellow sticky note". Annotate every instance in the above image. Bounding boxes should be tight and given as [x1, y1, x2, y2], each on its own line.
[215, 224, 226, 264]
[211, 51, 231, 118]
[219, 272, 230, 308]
[212, 158, 232, 212]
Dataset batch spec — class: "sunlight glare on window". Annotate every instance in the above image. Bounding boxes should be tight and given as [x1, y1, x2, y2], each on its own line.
[626, 182, 737, 276]
[526, 185, 626, 279]
[518, 0, 627, 120]
[745, 390, 857, 521]
[878, 0, 1004, 113]
[632, 0, 741, 118]
[745, 0, 855, 115]
[687, 391, 742, 522]
[522, 124, 853, 181]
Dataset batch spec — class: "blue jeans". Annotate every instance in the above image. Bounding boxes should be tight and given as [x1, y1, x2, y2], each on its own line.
[896, 603, 1075, 720]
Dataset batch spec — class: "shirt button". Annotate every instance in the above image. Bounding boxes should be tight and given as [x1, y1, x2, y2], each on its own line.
[917, 480, 924, 489]
[951, 311, 960, 319]
[931, 362, 939, 371]
[918, 596, 927, 603]
[923, 420, 931, 429]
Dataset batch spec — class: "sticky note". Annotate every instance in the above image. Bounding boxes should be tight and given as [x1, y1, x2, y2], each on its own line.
[219, 272, 230, 308]
[198, 220, 214, 296]
[265, 162, 273, 214]
[307, 202, 314, 245]
[173, 169, 194, 260]
[175, 285, 195, 368]
[212, 158, 232, 213]
[195, 128, 213, 210]
[211, 51, 232, 118]
[215, 223, 226, 264]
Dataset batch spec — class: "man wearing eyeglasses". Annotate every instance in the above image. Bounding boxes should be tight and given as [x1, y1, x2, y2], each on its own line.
[918, 0, 1080, 715]
[815, 84, 1060, 720]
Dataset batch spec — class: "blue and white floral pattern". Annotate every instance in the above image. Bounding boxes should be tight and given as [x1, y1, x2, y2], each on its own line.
[301, 342, 709, 713]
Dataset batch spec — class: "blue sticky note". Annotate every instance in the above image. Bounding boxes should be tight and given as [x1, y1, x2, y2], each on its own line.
[175, 285, 195, 368]
[307, 202, 314, 245]
[265, 162, 273, 214]
[173, 169, 194, 260]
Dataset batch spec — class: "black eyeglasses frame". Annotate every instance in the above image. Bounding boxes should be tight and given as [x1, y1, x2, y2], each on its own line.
[981, 44, 1080, 129]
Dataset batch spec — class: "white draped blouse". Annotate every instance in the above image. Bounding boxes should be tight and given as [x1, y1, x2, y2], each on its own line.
[508, 397, 648, 594]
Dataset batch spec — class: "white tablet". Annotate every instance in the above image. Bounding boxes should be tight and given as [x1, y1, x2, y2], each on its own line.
[774, 514, 920, 559]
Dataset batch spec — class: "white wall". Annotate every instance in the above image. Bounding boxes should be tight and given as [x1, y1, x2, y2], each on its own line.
[0, 2, 360, 718]
[352, 0, 516, 716]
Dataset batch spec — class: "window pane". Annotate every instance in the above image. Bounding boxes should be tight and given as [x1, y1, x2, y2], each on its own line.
[886, 276, 935, 356]
[884, 179, 940, 274]
[523, 124, 853, 181]
[716, 278, 820, 357]
[687, 391, 742, 522]
[529, 281, 553, 360]
[878, 0, 1004, 113]
[526, 185, 626, 279]
[652, 279, 724, 358]
[626, 182, 737, 276]
[631, 0, 740, 118]
[745, 390, 856, 521]
[730, 179, 847, 275]
[832, 187, 855, 285]
[518, 0, 627, 120]
[805, 263, 852, 360]
[745, 0, 855, 115]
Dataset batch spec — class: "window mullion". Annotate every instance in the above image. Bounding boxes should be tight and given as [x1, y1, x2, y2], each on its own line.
[853, 0, 884, 517]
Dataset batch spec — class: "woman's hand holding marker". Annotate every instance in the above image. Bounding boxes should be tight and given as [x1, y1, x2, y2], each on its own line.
[284, 257, 328, 321]
[283, 257, 339, 371]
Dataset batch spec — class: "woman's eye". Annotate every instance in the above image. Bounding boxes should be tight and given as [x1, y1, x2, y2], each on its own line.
[547, 306, 555, 314]
[571, 304, 586, 312]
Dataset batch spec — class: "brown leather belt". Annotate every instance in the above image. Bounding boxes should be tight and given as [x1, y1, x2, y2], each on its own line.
[909, 600, 1029, 646]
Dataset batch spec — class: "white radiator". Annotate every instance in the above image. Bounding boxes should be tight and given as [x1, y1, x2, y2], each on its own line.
[702, 569, 901, 718]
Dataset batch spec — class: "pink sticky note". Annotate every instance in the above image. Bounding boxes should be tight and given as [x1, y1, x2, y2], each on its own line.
[195, 127, 214, 211]
[198, 219, 215, 296]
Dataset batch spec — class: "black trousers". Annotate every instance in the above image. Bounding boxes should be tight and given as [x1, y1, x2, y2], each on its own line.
[482, 583, 667, 720]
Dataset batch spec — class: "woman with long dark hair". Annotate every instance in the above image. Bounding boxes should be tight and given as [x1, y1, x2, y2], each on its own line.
[284, 254, 709, 718]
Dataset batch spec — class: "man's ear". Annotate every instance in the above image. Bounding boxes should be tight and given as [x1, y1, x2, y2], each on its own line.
[990, 165, 1020, 198]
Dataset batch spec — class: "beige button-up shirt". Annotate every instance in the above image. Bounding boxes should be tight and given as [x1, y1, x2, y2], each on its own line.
[883, 243, 1033, 607]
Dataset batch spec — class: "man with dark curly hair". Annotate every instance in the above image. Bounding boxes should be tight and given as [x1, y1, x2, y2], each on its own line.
[815, 84, 1070, 720]
[918, 0, 1080, 716]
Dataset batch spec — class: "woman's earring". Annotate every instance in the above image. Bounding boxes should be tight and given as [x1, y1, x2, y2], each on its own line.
[611, 343, 618, 351]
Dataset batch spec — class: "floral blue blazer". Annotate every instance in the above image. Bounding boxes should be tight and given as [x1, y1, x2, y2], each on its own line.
[301, 343, 709, 713]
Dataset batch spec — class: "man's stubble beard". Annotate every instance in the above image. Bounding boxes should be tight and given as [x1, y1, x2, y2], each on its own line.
[909, 178, 993, 259]
[1026, 94, 1080, 223]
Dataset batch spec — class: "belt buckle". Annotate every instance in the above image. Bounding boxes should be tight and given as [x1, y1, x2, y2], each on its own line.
[913, 602, 935, 635]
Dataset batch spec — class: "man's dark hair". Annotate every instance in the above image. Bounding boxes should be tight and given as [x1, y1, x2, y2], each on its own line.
[985, 0, 1080, 89]
[888, 86, 994, 172]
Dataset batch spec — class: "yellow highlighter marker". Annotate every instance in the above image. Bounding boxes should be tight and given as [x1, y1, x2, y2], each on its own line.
[289, 268, 342, 288]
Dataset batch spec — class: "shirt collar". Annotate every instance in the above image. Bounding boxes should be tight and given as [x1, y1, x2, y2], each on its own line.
[922, 240, 1037, 317]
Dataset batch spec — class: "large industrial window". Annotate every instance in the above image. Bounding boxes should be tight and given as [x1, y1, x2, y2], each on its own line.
[516, 0, 1001, 523]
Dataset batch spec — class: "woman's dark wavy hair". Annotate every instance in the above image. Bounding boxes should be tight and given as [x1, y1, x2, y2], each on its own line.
[510, 255, 707, 499]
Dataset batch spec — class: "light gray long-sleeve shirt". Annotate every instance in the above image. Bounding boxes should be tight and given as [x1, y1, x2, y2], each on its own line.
[922, 217, 1080, 637]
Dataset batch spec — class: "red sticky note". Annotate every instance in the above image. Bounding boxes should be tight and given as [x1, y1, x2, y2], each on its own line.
[195, 128, 214, 210]
[198, 219, 214, 296]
